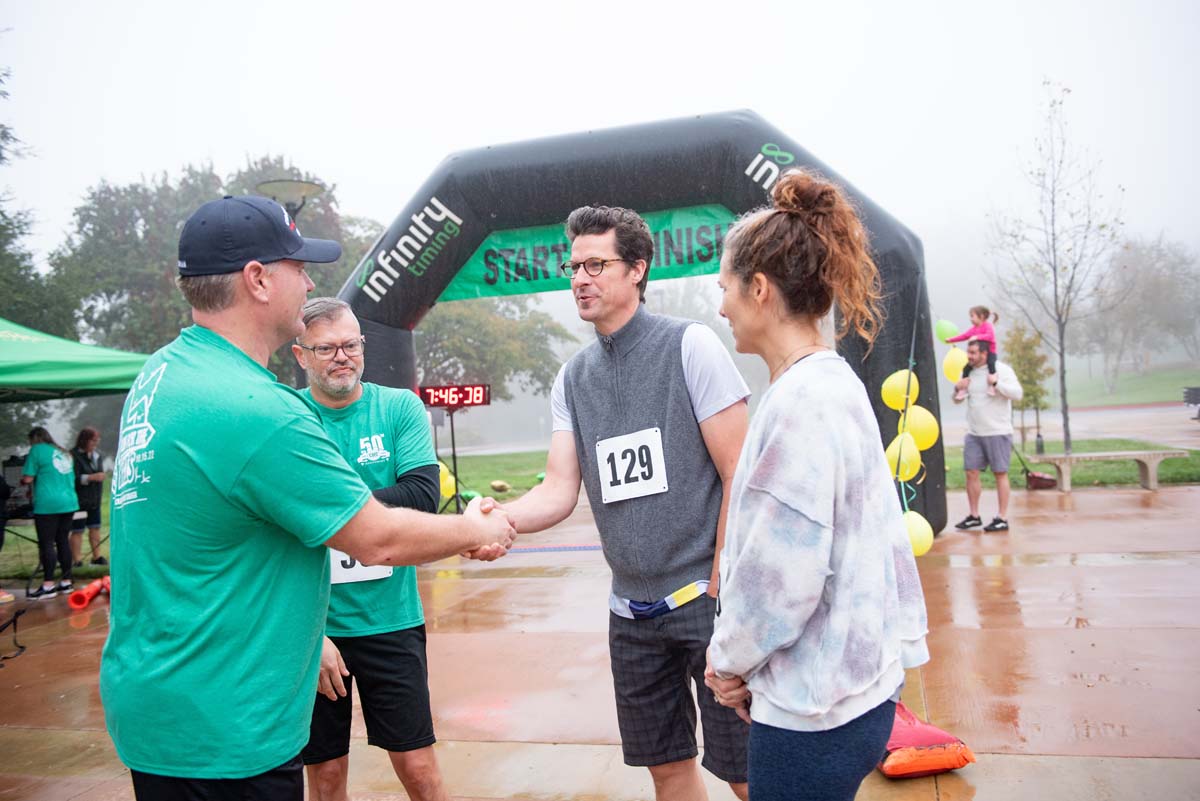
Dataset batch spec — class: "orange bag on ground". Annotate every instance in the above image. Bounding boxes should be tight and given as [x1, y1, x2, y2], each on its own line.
[878, 701, 976, 779]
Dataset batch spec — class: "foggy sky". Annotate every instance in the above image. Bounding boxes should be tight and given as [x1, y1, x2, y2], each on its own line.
[2, 0, 1196, 337]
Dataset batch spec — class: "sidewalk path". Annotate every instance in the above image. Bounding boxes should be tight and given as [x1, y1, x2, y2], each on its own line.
[2, 486, 1198, 799]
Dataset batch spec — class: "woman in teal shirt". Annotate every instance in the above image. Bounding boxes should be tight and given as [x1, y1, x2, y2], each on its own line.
[21, 427, 79, 599]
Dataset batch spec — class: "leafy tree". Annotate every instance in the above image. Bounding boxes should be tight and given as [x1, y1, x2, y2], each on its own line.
[414, 296, 575, 401]
[50, 165, 222, 353]
[1002, 322, 1054, 450]
[988, 82, 1123, 452]
[49, 158, 368, 383]
[0, 68, 77, 448]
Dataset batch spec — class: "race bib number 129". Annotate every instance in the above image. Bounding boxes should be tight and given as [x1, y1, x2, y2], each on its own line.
[596, 427, 669, 504]
[330, 548, 393, 585]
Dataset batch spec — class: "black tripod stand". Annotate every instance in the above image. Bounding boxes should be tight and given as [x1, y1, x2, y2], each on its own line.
[436, 405, 468, 514]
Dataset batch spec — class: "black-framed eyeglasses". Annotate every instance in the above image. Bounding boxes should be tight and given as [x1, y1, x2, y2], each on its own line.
[559, 257, 627, 278]
[296, 337, 365, 360]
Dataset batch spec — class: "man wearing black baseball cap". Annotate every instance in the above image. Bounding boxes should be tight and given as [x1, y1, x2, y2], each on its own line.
[99, 195, 515, 801]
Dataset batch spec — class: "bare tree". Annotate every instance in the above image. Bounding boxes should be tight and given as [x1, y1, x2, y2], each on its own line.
[1075, 237, 1199, 394]
[989, 82, 1123, 452]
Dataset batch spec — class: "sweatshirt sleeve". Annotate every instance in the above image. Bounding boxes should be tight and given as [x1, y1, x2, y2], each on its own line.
[709, 489, 834, 679]
[995, 364, 1024, 402]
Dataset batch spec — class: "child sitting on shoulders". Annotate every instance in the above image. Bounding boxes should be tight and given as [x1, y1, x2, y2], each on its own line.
[948, 305, 999, 399]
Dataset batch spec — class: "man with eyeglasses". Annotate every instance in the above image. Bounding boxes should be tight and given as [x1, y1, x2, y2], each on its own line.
[503, 206, 752, 800]
[100, 196, 514, 801]
[292, 297, 454, 801]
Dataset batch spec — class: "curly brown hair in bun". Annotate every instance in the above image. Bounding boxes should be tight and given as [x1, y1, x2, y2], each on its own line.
[724, 169, 884, 345]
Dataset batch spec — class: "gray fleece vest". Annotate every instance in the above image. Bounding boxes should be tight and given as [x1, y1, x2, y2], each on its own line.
[563, 306, 723, 602]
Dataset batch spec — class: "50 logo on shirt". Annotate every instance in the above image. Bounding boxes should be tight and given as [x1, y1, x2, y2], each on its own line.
[356, 433, 391, 465]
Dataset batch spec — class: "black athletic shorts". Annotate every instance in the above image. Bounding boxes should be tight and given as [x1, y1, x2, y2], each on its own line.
[71, 506, 101, 531]
[131, 754, 302, 801]
[608, 593, 749, 783]
[302, 624, 435, 764]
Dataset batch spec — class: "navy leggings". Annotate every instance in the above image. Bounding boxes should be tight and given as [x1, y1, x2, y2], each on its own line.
[34, 512, 74, 583]
[748, 699, 895, 801]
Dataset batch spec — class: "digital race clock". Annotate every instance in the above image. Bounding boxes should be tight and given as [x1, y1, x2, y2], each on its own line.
[418, 383, 491, 409]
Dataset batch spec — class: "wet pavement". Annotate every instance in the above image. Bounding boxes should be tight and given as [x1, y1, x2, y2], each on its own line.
[2, 484, 1199, 800]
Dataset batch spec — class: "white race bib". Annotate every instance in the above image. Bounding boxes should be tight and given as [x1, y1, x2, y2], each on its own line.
[596, 427, 669, 504]
[329, 548, 393, 585]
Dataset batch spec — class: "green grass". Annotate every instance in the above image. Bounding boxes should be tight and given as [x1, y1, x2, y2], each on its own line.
[438, 450, 549, 510]
[6, 441, 1191, 577]
[942, 438, 1200, 489]
[1059, 364, 1200, 408]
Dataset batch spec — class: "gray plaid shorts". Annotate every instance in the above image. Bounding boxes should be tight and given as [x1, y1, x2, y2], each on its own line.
[608, 593, 749, 782]
[963, 433, 1013, 473]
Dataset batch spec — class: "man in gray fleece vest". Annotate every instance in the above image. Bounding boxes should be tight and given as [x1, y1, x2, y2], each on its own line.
[504, 206, 751, 801]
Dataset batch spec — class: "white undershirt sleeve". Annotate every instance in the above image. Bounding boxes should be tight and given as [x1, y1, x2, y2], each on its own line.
[549, 363, 573, 433]
[681, 324, 751, 422]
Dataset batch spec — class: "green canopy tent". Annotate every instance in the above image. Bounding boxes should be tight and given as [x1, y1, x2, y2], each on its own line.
[0, 316, 149, 403]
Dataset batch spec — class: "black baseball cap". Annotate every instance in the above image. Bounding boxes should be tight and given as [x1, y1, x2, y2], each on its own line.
[177, 195, 342, 276]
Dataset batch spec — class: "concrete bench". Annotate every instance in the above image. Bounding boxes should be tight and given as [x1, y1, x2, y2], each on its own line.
[1033, 450, 1189, 492]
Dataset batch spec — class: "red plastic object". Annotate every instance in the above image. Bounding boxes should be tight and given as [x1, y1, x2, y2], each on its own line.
[101, 575, 111, 593]
[68, 578, 105, 610]
[878, 701, 976, 779]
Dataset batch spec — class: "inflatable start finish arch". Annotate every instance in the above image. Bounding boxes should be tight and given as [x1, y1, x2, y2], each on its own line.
[336, 110, 946, 531]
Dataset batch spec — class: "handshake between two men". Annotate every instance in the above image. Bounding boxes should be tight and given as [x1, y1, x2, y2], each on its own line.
[459, 496, 517, 561]
[322, 494, 517, 570]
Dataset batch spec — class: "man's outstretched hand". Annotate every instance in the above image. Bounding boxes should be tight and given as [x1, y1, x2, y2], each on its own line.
[461, 497, 516, 561]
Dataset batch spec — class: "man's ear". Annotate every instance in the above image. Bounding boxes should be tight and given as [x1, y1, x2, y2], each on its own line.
[291, 343, 308, 370]
[628, 259, 647, 286]
[241, 261, 270, 303]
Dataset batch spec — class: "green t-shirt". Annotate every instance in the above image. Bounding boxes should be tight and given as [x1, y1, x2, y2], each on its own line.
[99, 325, 372, 779]
[302, 383, 437, 637]
[22, 442, 80, 515]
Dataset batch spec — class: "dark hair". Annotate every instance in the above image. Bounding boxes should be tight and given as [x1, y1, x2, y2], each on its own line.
[970, 305, 998, 324]
[724, 170, 883, 344]
[969, 339, 993, 354]
[565, 205, 654, 302]
[28, 426, 64, 451]
[74, 426, 100, 450]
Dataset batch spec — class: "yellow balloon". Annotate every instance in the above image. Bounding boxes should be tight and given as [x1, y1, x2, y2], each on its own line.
[885, 432, 922, 482]
[881, 370, 920, 411]
[438, 461, 457, 500]
[903, 510, 934, 557]
[943, 347, 968, 383]
[897, 405, 940, 451]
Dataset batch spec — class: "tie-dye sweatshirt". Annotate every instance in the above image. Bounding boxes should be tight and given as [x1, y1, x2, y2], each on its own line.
[709, 351, 929, 732]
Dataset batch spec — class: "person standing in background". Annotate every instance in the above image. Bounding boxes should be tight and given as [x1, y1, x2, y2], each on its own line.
[21, 426, 79, 599]
[953, 339, 1023, 532]
[71, 426, 108, 567]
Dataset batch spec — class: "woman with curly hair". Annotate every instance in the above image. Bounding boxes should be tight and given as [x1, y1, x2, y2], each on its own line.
[705, 170, 929, 800]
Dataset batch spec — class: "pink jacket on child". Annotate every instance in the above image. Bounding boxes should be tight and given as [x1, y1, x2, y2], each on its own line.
[947, 321, 997, 350]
